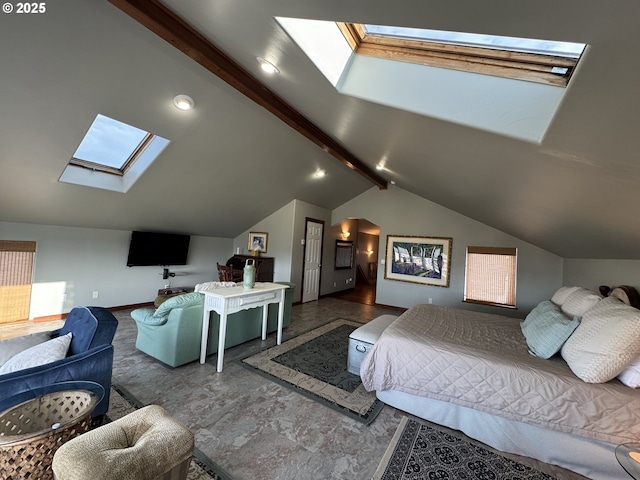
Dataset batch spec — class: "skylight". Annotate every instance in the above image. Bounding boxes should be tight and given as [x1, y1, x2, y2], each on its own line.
[277, 17, 586, 142]
[362, 25, 585, 59]
[72, 114, 149, 172]
[60, 114, 170, 192]
[339, 23, 586, 87]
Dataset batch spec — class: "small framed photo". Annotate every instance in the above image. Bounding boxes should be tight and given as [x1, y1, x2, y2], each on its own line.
[248, 232, 268, 253]
[384, 235, 452, 287]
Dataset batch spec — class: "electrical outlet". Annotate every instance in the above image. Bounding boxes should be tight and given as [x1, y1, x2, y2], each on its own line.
[92, 291, 99, 299]
[61, 293, 67, 302]
[333, 282, 336, 287]
[428, 298, 433, 304]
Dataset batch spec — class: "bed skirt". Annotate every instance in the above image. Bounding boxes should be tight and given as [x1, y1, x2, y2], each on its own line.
[377, 389, 628, 480]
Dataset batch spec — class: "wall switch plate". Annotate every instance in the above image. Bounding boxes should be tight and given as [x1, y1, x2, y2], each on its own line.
[92, 291, 99, 299]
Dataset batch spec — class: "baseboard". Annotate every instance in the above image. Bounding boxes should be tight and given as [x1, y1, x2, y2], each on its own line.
[32, 302, 154, 322]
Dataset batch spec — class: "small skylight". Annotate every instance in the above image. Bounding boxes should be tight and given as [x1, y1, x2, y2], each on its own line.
[72, 114, 149, 172]
[60, 114, 170, 192]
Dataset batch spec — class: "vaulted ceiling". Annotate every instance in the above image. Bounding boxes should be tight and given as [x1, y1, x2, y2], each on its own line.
[1, 0, 639, 259]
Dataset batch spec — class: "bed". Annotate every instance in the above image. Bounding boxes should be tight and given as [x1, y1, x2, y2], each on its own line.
[360, 286, 640, 479]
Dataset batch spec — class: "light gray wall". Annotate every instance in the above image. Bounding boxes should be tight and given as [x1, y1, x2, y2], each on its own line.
[233, 200, 296, 284]
[0, 221, 231, 317]
[233, 199, 332, 303]
[332, 186, 563, 317]
[563, 259, 640, 292]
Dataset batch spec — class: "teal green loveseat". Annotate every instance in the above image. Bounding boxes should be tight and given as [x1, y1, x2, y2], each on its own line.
[131, 282, 295, 367]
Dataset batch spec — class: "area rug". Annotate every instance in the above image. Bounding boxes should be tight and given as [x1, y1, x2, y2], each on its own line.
[374, 416, 554, 480]
[238, 318, 384, 425]
[107, 381, 233, 480]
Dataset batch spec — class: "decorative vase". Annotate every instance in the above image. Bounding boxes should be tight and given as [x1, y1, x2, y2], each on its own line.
[243, 259, 256, 289]
[251, 249, 259, 257]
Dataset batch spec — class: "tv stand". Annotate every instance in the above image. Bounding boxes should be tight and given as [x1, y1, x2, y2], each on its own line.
[157, 286, 193, 296]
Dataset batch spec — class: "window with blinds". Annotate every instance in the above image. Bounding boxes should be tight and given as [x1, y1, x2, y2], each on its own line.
[0, 240, 36, 324]
[464, 246, 517, 308]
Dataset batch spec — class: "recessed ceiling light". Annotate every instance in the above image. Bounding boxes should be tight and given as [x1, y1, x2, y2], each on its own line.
[173, 95, 194, 111]
[257, 57, 279, 74]
[314, 169, 326, 178]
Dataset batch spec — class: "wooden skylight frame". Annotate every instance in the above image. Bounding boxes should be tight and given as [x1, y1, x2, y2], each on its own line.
[337, 23, 581, 87]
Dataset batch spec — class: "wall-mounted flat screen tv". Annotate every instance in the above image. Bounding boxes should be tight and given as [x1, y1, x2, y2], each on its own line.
[126, 231, 191, 267]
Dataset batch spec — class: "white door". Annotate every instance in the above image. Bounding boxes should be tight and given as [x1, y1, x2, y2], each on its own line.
[302, 220, 323, 303]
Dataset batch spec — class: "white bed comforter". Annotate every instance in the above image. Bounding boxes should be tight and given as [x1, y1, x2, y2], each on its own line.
[360, 304, 640, 445]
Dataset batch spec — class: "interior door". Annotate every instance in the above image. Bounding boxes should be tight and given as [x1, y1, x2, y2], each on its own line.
[302, 220, 323, 303]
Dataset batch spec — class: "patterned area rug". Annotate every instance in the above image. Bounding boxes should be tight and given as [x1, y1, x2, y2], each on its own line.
[107, 382, 232, 480]
[374, 417, 554, 480]
[238, 318, 384, 424]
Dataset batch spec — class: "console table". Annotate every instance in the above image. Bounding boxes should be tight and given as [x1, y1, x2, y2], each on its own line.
[200, 282, 288, 372]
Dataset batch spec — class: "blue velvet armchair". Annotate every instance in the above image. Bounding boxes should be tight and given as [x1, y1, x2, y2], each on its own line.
[0, 306, 118, 417]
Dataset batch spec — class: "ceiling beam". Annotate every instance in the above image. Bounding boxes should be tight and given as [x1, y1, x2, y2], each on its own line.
[108, 0, 387, 190]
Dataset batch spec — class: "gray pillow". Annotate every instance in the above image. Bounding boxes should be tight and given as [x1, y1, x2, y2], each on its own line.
[0, 331, 52, 367]
[0, 333, 72, 374]
[521, 300, 580, 359]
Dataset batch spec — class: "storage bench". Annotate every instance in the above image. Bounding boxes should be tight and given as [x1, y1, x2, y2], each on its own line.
[348, 314, 398, 375]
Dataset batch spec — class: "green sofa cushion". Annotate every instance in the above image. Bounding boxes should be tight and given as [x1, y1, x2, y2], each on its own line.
[154, 292, 203, 319]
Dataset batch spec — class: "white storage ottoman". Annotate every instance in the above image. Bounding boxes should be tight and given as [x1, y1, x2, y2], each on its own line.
[348, 314, 398, 375]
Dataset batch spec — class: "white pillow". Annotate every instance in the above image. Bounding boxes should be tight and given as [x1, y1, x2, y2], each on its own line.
[618, 356, 640, 388]
[561, 297, 640, 383]
[0, 331, 51, 367]
[0, 333, 72, 374]
[560, 288, 601, 317]
[550, 286, 581, 306]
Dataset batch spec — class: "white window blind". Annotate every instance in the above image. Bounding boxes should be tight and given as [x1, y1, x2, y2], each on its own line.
[464, 246, 517, 308]
[0, 240, 36, 323]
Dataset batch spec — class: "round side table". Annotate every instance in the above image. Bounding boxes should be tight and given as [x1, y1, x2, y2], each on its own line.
[616, 443, 640, 479]
[0, 388, 99, 480]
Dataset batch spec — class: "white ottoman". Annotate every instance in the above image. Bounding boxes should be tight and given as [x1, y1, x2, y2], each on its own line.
[348, 314, 398, 375]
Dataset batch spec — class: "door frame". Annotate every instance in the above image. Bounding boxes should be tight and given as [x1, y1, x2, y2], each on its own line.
[300, 217, 325, 303]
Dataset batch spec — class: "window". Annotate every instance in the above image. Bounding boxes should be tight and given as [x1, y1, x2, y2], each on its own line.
[59, 114, 170, 193]
[464, 246, 517, 308]
[0, 240, 36, 323]
[338, 23, 585, 87]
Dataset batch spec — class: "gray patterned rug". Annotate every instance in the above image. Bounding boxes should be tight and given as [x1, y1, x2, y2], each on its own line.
[238, 318, 384, 424]
[107, 382, 232, 480]
[374, 417, 554, 480]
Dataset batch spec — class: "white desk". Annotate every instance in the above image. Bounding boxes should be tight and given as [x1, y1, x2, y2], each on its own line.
[200, 282, 288, 372]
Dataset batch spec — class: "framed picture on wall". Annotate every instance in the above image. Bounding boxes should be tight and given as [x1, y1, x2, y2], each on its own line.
[384, 235, 452, 287]
[248, 232, 268, 253]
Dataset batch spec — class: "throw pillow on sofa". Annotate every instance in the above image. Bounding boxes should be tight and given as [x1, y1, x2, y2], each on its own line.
[0, 331, 52, 367]
[0, 332, 73, 374]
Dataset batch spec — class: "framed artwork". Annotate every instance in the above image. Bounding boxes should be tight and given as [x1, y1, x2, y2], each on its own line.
[248, 232, 268, 253]
[384, 235, 452, 287]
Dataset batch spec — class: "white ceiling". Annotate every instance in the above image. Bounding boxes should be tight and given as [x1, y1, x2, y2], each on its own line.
[2, 0, 640, 259]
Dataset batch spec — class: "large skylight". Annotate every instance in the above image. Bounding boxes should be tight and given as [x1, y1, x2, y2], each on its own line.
[59, 114, 170, 192]
[339, 23, 586, 87]
[277, 17, 585, 142]
[362, 25, 585, 59]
